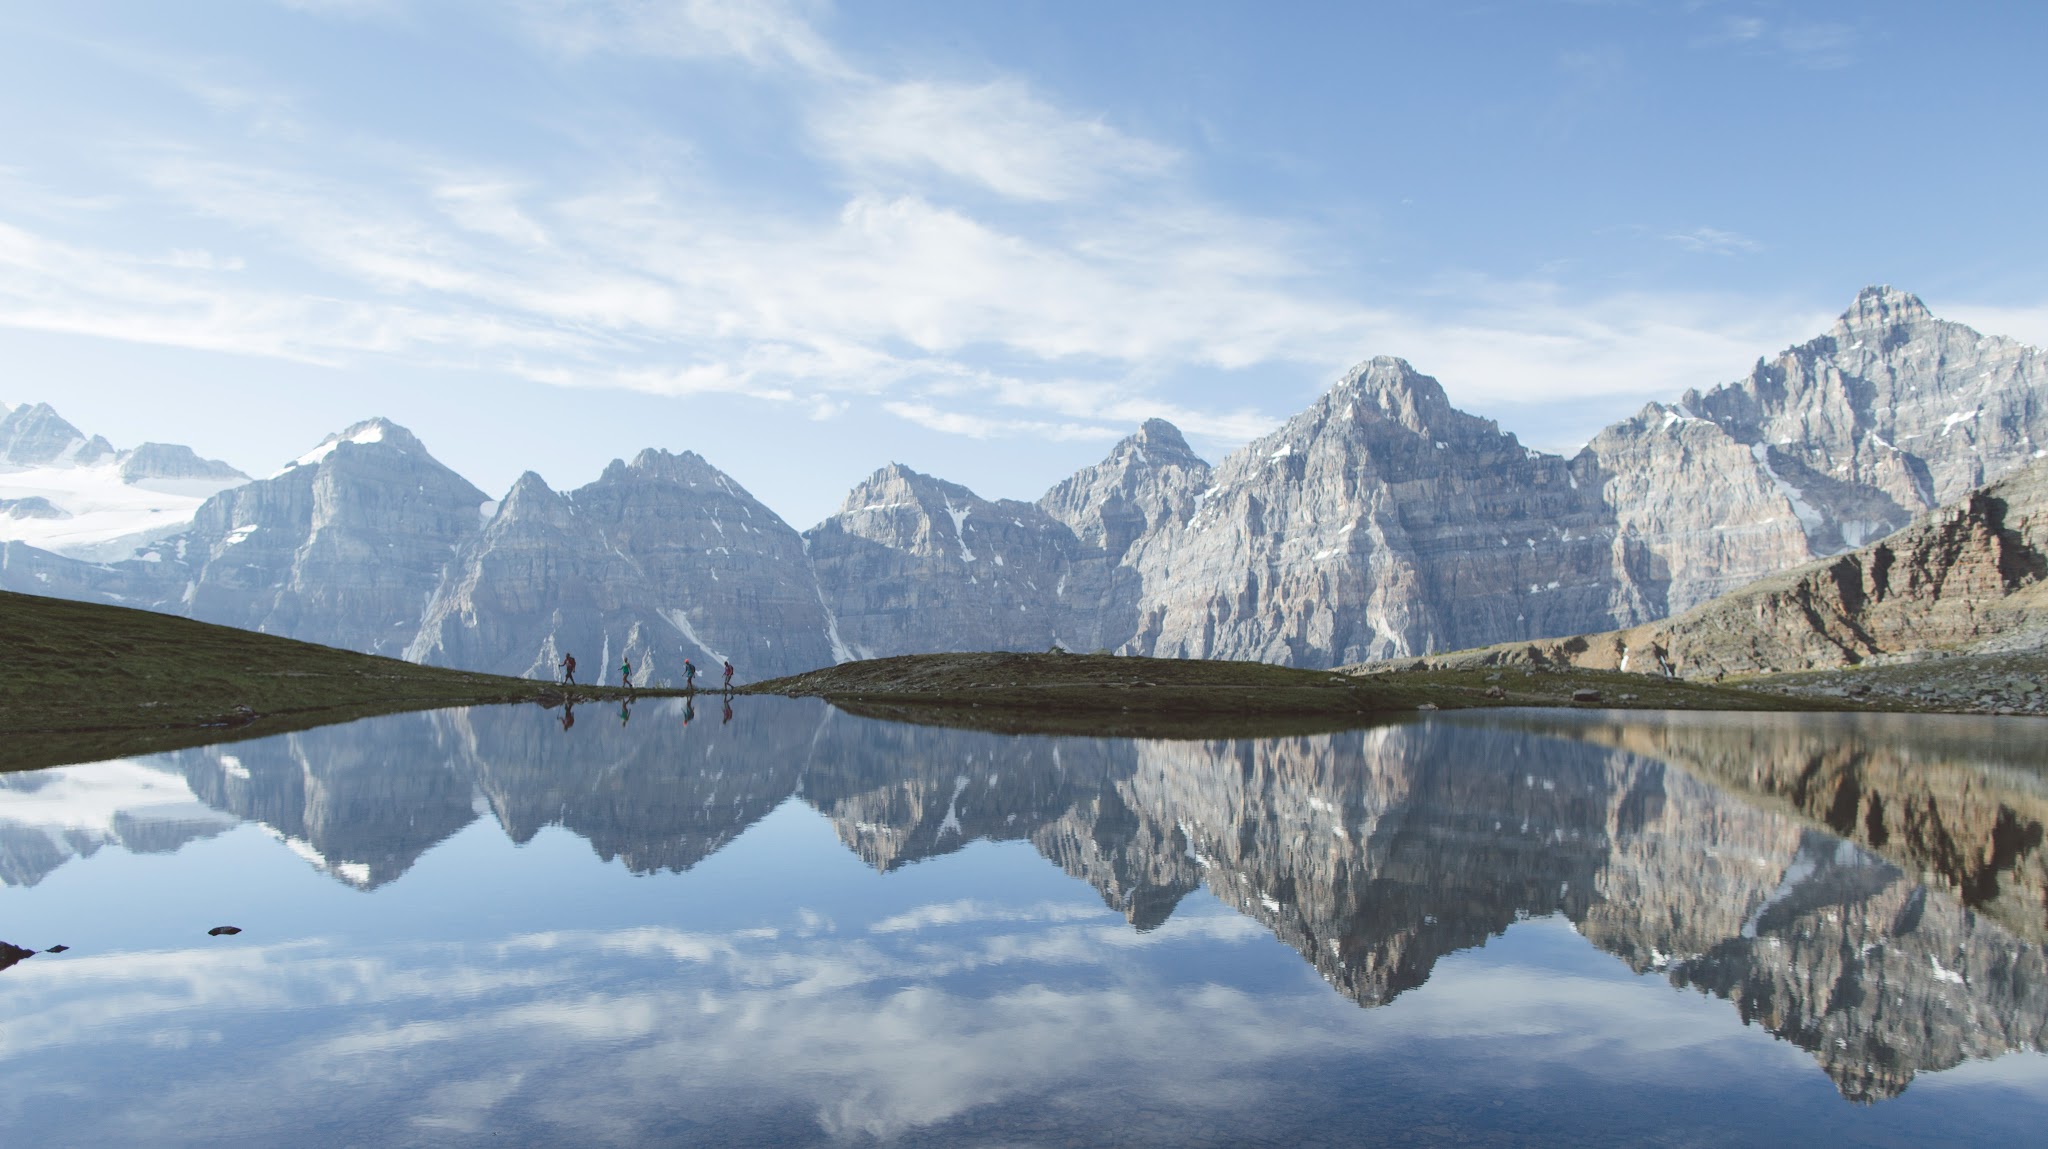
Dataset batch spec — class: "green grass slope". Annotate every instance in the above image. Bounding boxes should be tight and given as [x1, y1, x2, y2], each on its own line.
[0, 590, 654, 772]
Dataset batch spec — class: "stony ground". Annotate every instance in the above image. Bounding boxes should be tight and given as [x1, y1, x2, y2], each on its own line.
[1743, 650, 2048, 715]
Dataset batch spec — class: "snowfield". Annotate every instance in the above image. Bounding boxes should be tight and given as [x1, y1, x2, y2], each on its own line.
[0, 460, 245, 561]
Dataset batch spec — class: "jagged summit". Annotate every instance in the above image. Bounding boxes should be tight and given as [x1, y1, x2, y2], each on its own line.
[1839, 284, 1934, 330]
[504, 470, 556, 500]
[492, 470, 569, 523]
[279, 416, 433, 474]
[1317, 355, 1475, 440]
[0, 402, 116, 468]
[1128, 417, 1200, 462]
[1077, 418, 1207, 476]
[832, 461, 979, 516]
[589, 446, 743, 492]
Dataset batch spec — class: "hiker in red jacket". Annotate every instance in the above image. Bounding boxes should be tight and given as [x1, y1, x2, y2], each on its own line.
[722, 660, 734, 690]
[560, 653, 577, 685]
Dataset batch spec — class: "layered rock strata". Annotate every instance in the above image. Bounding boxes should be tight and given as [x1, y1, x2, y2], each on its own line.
[1122, 357, 1642, 664]
[805, 463, 1086, 659]
[1393, 454, 2048, 679]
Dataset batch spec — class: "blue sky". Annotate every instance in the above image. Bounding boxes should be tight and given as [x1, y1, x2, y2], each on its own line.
[2, 0, 2043, 526]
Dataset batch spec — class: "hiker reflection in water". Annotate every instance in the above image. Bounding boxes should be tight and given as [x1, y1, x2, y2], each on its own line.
[618, 698, 632, 726]
[682, 697, 696, 727]
[721, 698, 733, 725]
[559, 701, 576, 731]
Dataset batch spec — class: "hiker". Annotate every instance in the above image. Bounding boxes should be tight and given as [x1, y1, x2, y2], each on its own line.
[684, 658, 697, 690]
[560, 652, 577, 685]
[722, 659, 734, 690]
[620, 656, 633, 691]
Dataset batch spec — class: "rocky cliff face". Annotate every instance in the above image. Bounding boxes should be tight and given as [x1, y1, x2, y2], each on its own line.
[1583, 286, 2048, 617]
[0, 403, 116, 468]
[154, 418, 490, 656]
[806, 464, 1086, 658]
[1036, 419, 1212, 653]
[1416, 453, 2048, 679]
[1122, 358, 1638, 665]
[411, 450, 840, 682]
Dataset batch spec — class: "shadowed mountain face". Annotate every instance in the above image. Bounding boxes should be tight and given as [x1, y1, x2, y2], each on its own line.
[7, 704, 2043, 1099]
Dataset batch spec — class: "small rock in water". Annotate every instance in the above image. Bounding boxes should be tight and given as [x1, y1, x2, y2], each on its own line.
[44, 944, 69, 953]
[207, 926, 243, 937]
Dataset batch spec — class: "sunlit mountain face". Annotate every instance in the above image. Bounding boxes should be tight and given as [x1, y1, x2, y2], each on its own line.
[2, 702, 2044, 1143]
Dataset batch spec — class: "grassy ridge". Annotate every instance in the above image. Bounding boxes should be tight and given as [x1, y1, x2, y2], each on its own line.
[0, 590, 661, 772]
[750, 650, 1827, 738]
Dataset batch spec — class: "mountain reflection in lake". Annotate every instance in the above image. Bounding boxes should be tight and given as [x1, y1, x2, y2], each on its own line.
[2, 702, 2045, 1147]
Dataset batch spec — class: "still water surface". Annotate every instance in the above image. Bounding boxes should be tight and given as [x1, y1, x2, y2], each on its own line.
[2, 701, 2045, 1146]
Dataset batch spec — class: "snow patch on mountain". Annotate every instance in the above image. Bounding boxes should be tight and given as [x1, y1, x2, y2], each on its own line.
[0, 459, 243, 560]
[276, 420, 390, 476]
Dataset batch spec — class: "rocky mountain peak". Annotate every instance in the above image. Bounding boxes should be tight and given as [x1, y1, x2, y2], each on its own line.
[619, 447, 722, 485]
[496, 471, 567, 520]
[0, 402, 115, 468]
[279, 417, 434, 475]
[117, 443, 248, 484]
[1127, 418, 1201, 464]
[835, 462, 967, 516]
[1321, 355, 1469, 440]
[1837, 284, 1934, 332]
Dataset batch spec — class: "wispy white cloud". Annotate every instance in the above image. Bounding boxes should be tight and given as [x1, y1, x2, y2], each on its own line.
[431, 180, 552, 248]
[1696, 13, 1857, 70]
[1776, 22, 1856, 70]
[1347, 278, 1835, 431]
[813, 79, 1177, 202]
[1663, 226, 1761, 255]
[882, 402, 1119, 442]
[518, 0, 851, 77]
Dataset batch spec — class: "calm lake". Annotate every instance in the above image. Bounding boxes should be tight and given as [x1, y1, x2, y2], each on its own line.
[2, 700, 2045, 1147]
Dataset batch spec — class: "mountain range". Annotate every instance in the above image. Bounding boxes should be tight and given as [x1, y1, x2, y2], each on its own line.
[5, 286, 2043, 681]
